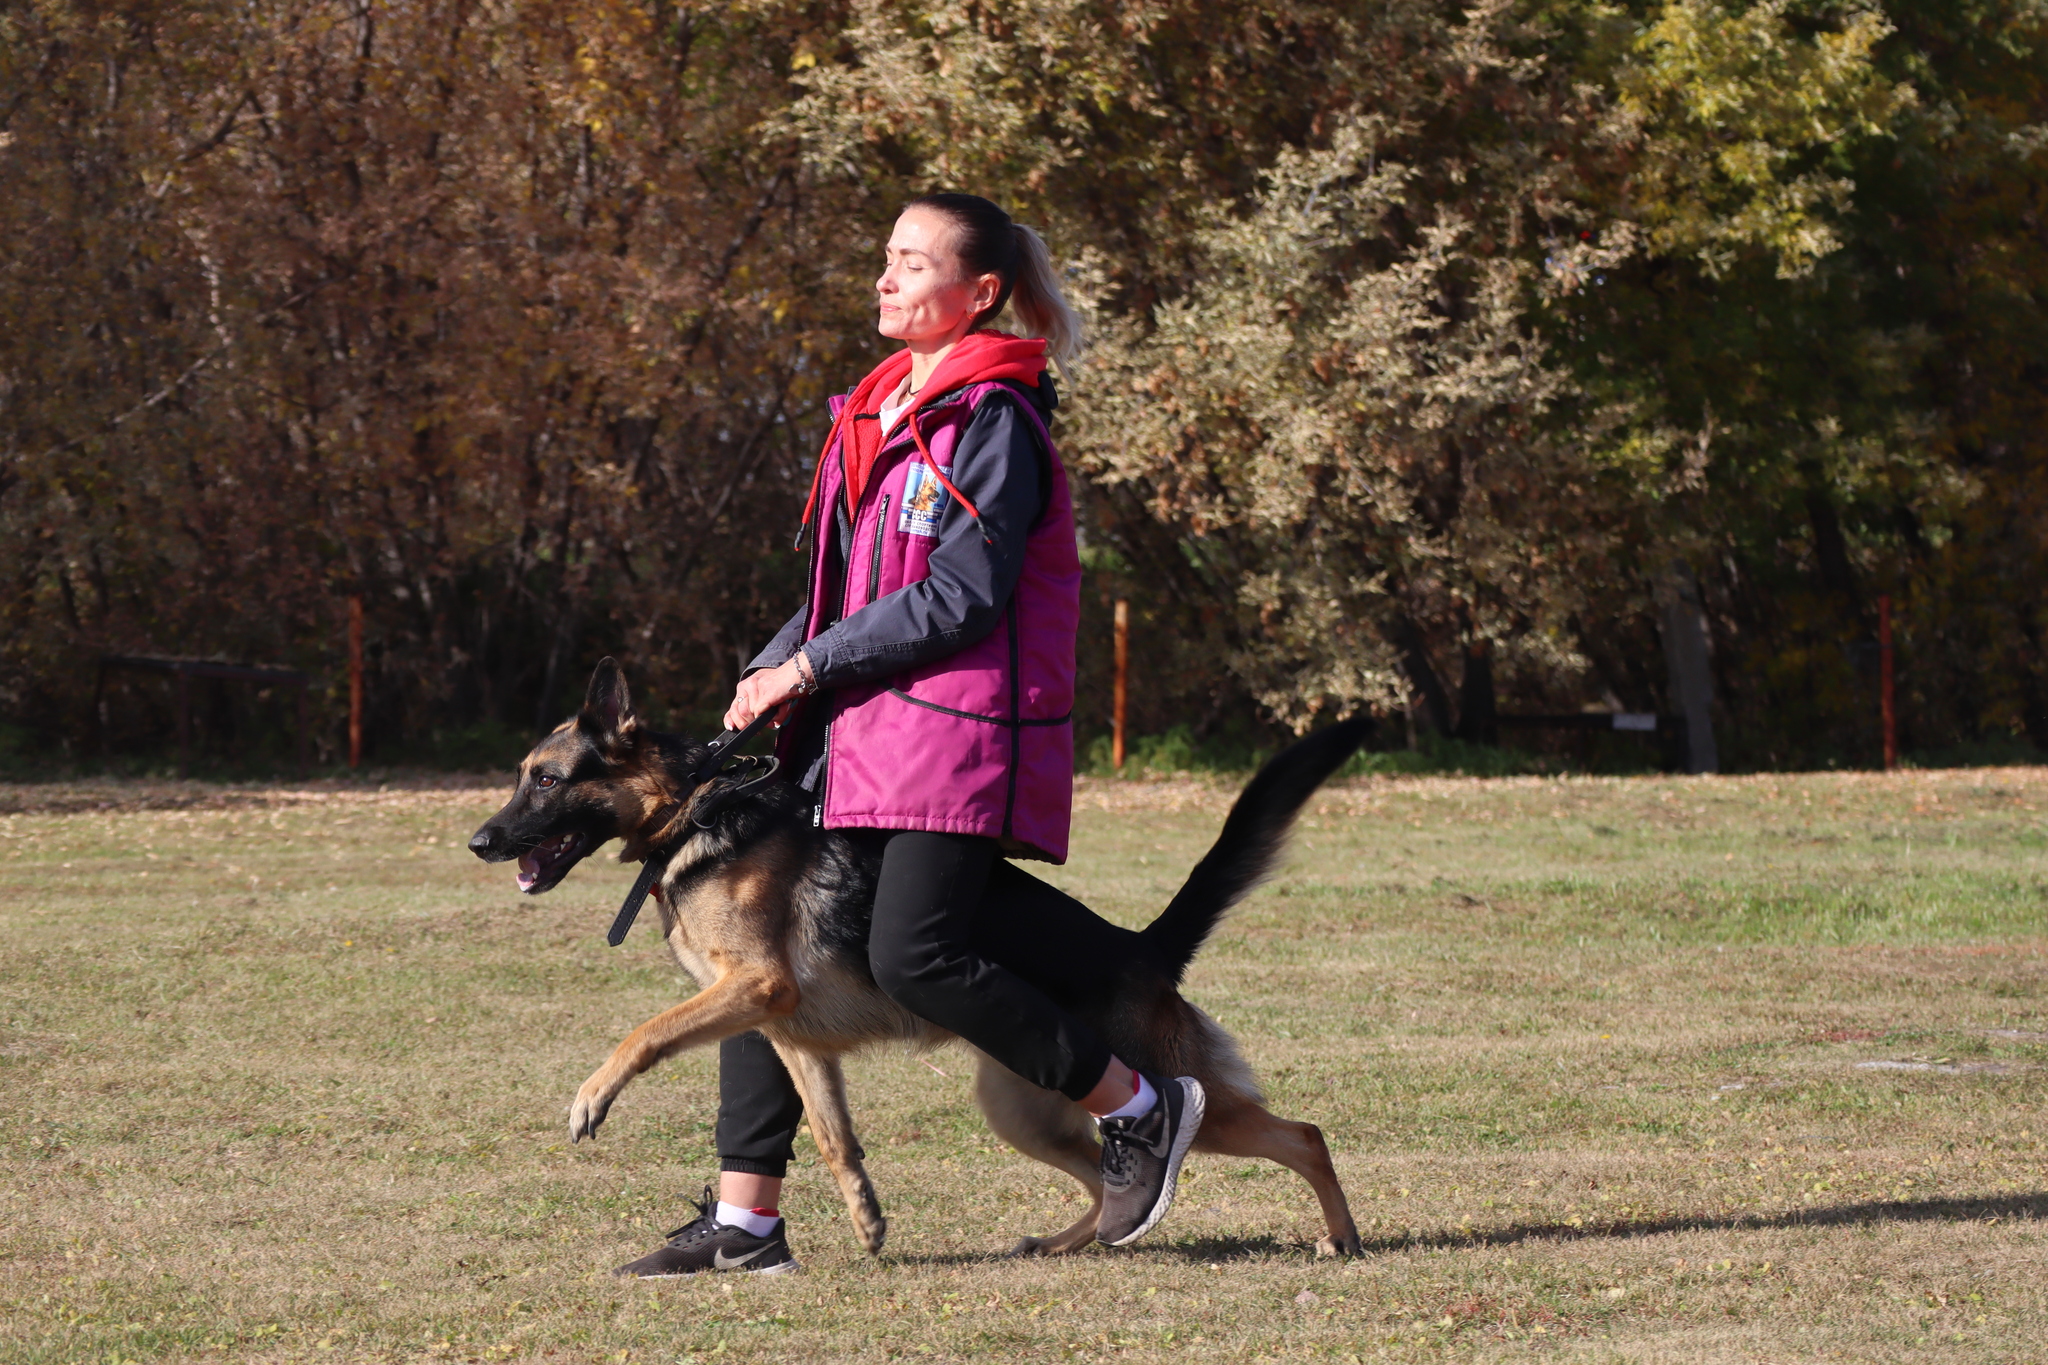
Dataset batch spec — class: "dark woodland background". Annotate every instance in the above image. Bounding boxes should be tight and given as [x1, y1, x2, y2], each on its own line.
[5, 1, 2046, 775]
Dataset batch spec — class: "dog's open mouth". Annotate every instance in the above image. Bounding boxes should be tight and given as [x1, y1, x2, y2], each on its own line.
[516, 831, 588, 893]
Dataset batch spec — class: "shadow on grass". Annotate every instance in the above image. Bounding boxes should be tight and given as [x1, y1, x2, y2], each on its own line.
[1257, 1191, 2048, 1261]
[886, 1192, 2048, 1266]
[1352, 1190, 2048, 1255]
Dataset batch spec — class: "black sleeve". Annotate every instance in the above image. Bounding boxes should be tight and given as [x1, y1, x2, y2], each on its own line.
[799, 392, 1045, 689]
[742, 605, 810, 677]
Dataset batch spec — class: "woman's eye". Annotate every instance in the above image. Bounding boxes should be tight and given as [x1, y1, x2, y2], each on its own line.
[535, 774, 558, 790]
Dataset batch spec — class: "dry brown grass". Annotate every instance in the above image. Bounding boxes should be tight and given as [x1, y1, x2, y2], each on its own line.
[3, 766, 2045, 1363]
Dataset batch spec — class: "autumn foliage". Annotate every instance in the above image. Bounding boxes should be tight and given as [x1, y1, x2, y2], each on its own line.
[4, 1, 2045, 769]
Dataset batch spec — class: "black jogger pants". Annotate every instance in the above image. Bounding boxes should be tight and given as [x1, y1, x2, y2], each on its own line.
[715, 829, 1114, 1177]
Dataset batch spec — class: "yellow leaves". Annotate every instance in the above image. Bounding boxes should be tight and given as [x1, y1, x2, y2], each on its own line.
[1616, 0, 1914, 277]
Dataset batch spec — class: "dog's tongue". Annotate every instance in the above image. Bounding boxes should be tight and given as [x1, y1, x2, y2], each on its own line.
[516, 852, 540, 891]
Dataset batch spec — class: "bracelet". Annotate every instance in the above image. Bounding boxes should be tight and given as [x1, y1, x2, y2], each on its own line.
[790, 650, 818, 696]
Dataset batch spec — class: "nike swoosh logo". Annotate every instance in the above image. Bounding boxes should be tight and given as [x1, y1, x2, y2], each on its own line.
[713, 1245, 773, 1270]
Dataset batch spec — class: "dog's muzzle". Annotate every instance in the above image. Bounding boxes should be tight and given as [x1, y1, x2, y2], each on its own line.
[468, 826, 511, 862]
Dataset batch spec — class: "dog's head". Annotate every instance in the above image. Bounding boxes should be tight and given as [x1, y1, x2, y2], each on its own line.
[467, 658, 664, 894]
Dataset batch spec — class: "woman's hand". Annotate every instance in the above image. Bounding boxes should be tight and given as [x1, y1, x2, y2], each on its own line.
[724, 656, 807, 731]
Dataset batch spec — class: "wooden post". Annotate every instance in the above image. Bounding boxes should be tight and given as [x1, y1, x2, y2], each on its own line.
[1879, 593, 1896, 772]
[347, 595, 365, 770]
[1112, 599, 1129, 772]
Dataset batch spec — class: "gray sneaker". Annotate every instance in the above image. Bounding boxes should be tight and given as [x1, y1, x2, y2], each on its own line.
[1096, 1075, 1205, 1246]
[613, 1188, 801, 1278]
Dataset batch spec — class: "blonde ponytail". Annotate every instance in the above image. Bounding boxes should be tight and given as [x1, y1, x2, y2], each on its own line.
[1005, 223, 1085, 370]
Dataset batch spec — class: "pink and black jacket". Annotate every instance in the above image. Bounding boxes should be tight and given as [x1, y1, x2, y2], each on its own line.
[745, 335, 1082, 862]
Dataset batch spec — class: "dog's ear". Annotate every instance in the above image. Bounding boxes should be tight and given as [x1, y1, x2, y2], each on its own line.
[579, 657, 637, 749]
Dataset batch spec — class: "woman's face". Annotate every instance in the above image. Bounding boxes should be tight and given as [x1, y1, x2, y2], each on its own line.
[877, 208, 1000, 348]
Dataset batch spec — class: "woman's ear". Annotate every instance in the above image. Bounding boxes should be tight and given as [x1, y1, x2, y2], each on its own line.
[972, 271, 1002, 318]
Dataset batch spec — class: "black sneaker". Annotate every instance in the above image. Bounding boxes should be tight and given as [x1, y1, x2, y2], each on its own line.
[612, 1188, 800, 1278]
[1096, 1075, 1206, 1247]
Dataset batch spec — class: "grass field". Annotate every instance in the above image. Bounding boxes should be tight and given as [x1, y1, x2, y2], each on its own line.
[3, 765, 2045, 1363]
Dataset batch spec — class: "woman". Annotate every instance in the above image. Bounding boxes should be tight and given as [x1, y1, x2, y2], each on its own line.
[614, 194, 1201, 1278]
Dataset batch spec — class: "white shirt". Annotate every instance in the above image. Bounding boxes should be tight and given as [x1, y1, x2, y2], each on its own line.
[877, 378, 915, 438]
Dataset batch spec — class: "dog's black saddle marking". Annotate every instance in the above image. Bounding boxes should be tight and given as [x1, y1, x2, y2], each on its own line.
[606, 712, 779, 948]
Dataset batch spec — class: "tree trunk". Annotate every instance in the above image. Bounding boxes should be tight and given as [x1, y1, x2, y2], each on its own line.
[1456, 640, 1497, 745]
[1392, 614, 1454, 736]
[1659, 562, 1720, 773]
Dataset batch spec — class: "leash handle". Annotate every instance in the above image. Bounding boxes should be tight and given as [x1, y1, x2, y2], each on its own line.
[689, 708, 777, 785]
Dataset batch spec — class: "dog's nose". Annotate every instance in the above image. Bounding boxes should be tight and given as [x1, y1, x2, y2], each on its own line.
[468, 828, 498, 859]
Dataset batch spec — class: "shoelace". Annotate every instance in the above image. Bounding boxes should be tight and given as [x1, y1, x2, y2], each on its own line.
[662, 1187, 722, 1244]
[1098, 1119, 1137, 1183]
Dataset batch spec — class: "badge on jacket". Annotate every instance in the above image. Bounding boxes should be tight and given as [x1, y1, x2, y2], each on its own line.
[898, 463, 953, 538]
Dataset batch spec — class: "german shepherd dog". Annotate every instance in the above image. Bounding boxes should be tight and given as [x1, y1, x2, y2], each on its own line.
[468, 659, 1366, 1258]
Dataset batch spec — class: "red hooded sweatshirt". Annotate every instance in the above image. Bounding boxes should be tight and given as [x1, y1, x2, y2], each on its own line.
[825, 331, 1050, 520]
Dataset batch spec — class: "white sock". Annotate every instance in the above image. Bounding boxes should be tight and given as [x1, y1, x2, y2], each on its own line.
[715, 1201, 782, 1238]
[1101, 1073, 1158, 1122]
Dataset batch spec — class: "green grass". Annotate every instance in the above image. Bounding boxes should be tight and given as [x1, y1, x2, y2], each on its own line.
[1080, 727, 1546, 779]
[2, 767, 2045, 1362]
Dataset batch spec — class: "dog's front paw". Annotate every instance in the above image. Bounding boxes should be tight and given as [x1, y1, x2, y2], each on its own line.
[1316, 1230, 1363, 1258]
[569, 1071, 622, 1142]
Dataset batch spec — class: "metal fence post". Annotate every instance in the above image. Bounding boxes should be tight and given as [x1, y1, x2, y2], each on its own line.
[1112, 599, 1129, 772]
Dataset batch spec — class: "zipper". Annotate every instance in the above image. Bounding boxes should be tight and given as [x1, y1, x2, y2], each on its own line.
[814, 729, 826, 827]
[813, 433, 851, 830]
[867, 494, 890, 603]
[824, 489, 886, 828]
[1004, 602, 1021, 838]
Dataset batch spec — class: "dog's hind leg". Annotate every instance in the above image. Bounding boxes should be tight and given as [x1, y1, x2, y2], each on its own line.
[970, 1050, 1105, 1257]
[770, 1042, 888, 1256]
[1192, 1093, 1362, 1257]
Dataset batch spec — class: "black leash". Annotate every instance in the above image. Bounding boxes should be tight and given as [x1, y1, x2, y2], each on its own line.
[605, 711, 780, 948]
[687, 708, 779, 787]
[606, 854, 670, 949]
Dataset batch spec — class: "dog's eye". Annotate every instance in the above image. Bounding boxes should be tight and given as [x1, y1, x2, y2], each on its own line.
[534, 774, 559, 790]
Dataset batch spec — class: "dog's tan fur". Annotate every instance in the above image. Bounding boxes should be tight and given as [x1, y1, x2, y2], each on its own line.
[475, 663, 1361, 1258]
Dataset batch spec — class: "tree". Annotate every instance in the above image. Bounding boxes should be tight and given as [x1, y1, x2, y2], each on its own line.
[5, 0, 2045, 770]
[2, 0, 872, 759]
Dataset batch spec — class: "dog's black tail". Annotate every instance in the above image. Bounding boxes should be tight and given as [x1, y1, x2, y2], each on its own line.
[1139, 718, 1371, 980]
